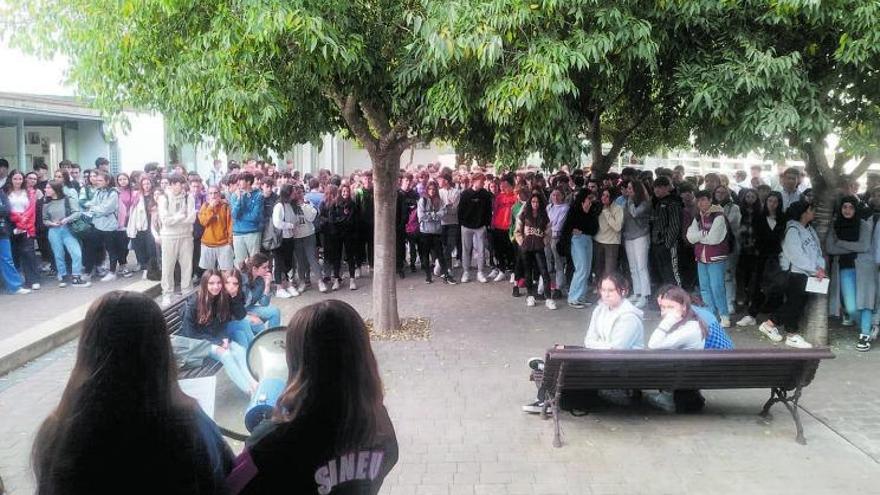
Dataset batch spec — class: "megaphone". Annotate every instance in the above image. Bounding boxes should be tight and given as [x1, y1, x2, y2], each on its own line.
[244, 326, 289, 432]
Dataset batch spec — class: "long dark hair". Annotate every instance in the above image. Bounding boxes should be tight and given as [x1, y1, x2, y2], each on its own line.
[197, 270, 230, 325]
[657, 285, 708, 338]
[2, 169, 24, 193]
[522, 192, 549, 228]
[274, 300, 385, 453]
[32, 291, 221, 494]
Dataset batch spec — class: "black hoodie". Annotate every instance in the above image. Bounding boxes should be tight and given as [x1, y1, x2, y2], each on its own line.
[650, 193, 683, 249]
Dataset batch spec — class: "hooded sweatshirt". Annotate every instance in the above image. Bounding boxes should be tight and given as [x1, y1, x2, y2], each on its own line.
[583, 299, 645, 349]
[158, 192, 196, 240]
[780, 220, 825, 276]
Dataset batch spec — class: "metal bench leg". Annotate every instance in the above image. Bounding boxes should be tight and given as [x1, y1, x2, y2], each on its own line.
[781, 386, 806, 445]
[760, 388, 782, 418]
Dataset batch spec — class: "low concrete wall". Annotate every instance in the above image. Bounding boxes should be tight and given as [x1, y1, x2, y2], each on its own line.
[0, 281, 161, 376]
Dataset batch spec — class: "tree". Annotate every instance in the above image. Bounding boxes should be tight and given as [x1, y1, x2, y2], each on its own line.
[408, 0, 695, 173]
[6, 0, 446, 332]
[674, 0, 880, 344]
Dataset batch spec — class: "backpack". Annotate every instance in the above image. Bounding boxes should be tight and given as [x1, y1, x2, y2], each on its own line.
[405, 207, 420, 235]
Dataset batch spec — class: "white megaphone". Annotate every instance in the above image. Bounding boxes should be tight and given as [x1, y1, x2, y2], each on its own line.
[245, 326, 289, 432]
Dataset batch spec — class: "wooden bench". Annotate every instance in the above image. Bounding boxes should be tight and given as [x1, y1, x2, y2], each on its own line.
[533, 347, 835, 447]
[163, 296, 222, 379]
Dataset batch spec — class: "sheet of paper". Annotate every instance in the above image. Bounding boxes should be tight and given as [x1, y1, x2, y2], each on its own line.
[805, 276, 830, 295]
[179, 375, 217, 419]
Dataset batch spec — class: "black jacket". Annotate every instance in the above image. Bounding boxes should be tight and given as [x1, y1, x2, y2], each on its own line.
[651, 194, 683, 249]
[753, 214, 785, 257]
[396, 189, 420, 230]
[179, 293, 233, 345]
[457, 188, 493, 229]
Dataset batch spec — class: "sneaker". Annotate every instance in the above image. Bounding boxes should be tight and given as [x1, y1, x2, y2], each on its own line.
[288, 286, 301, 297]
[634, 296, 647, 309]
[31, 283, 41, 290]
[71, 276, 91, 288]
[442, 274, 457, 285]
[720, 316, 731, 328]
[758, 321, 784, 343]
[644, 391, 676, 413]
[354, 268, 361, 279]
[425, 276, 433, 284]
[460, 271, 470, 284]
[141, 269, 148, 280]
[318, 280, 328, 293]
[526, 296, 536, 307]
[785, 334, 813, 349]
[100, 272, 117, 282]
[736, 315, 757, 327]
[568, 301, 585, 309]
[58, 278, 67, 288]
[452, 259, 461, 268]
[512, 286, 522, 297]
[493, 270, 506, 282]
[331, 279, 341, 291]
[872, 325, 880, 342]
[521, 400, 545, 414]
[13, 287, 31, 295]
[161, 294, 173, 306]
[487, 268, 500, 280]
[509, 273, 516, 284]
[842, 317, 854, 327]
[857, 334, 872, 352]
[545, 299, 557, 310]
[275, 287, 293, 299]
[120, 269, 134, 278]
[527, 357, 545, 371]
[477, 271, 488, 283]
[350, 279, 357, 291]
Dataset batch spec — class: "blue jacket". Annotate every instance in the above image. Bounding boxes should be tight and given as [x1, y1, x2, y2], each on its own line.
[230, 190, 264, 234]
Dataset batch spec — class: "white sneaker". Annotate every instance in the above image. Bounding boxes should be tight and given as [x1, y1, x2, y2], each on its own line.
[736, 315, 757, 327]
[161, 294, 173, 306]
[526, 296, 536, 307]
[31, 283, 41, 290]
[297, 282, 307, 293]
[288, 286, 301, 297]
[460, 271, 470, 284]
[493, 270, 506, 282]
[363, 265, 371, 275]
[275, 288, 292, 299]
[318, 280, 328, 293]
[433, 260, 442, 277]
[545, 299, 557, 310]
[509, 273, 516, 284]
[634, 296, 647, 309]
[142, 269, 148, 280]
[758, 321, 784, 343]
[477, 271, 488, 283]
[487, 268, 500, 280]
[100, 272, 117, 282]
[13, 287, 31, 295]
[350, 279, 357, 291]
[354, 268, 361, 279]
[331, 279, 340, 291]
[720, 316, 731, 328]
[785, 334, 813, 349]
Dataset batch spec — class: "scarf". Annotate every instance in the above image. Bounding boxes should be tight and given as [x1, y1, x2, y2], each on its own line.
[834, 196, 861, 241]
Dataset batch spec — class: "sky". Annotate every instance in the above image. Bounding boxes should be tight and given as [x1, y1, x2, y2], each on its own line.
[0, 43, 73, 96]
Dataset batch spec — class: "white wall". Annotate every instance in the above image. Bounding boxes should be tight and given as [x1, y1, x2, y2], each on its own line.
[115, 111, 166, 172]
[76, 120, 109, 169]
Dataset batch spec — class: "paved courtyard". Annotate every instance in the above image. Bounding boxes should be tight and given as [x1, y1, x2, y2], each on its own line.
[1, 274, 880, 494]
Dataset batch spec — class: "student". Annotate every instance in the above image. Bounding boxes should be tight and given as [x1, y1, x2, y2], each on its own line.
[224, 269, 269, 346]
[457, 172, 493, 283]
[826, 196, 875, 351]
[33, 291, 233, 494]
[227, 300, 398, 495]
[714, 185, 741, 314]
[545, 188, 569, 298]
[594, 187, 623, 285]
[417, 181, 453, 284]
[686, 190, 732, 327]
[240, 253, 282, 332]
[562, 189, 600, 308]
[230, 171, 264, 265]
[522, 272, 644, 413]
[324, 184, 361, 290]
[514, 192, 557, 310]
[41, 181, 90, 288]
[83, 170, 120, 282]
[491, 176, 518, 282]
[438, 172, 461, 277]
[622, 179, 652, 308]
[180, 271, 257, 395]
[288, 185, 324, 293]
[271, 184, 300, 298]
[4, 170, 41, 289]
[396, 173, 420, 277]
[734, 189, 762, 325]
[114, 172, 136, 278]
[0, 187, 31, 294]
[127, 176, 159, 279]
[354, 171, 375, 273]
[198, 185, 235, 273]
[650, 176, 683, 287]
[758, 201, 823, 349]
[158, 174, 197, 303]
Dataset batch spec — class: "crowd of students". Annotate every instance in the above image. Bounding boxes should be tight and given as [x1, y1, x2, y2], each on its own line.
[0, 157, 876, 352]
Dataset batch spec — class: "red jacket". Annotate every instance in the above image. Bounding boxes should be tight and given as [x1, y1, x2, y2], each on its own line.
[492, 191, 517, 230]
[9, 189, 37, 237]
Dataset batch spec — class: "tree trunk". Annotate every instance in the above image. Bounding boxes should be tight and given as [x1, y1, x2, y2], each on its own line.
[801, 148, 836, 346]
[370, 150, 403, 332]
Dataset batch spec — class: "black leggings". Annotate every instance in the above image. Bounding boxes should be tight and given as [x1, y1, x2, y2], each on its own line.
[325, 233, 357, 279]
[131, 230, 156, 270]
[769, 272, 808, 333]
[273, 237, 296, 284]
[419, 233, 446, 280]
[491, 228, 514, 272]
[523, 249, 553, 297]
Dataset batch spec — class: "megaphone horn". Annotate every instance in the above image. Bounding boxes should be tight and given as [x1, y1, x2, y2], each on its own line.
[244, 326, 289, 432]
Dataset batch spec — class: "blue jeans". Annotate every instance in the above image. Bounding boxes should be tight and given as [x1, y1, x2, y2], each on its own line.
[697, 260, 729, 318]
[0, 238, 23, 293]
[48, 226, 83, 278]
[226, 319, 255, 349]
[247, 304, 282, 331]
[567, 234, 593, 304]
[840, 268, 872, 335]
[209, 341, 253, 394]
